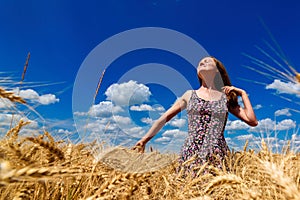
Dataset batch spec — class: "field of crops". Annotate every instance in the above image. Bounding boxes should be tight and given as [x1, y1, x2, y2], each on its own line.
[0, 117, 299, 199]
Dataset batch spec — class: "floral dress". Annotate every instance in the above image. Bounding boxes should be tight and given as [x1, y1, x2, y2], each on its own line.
[178, 90, 229, 173]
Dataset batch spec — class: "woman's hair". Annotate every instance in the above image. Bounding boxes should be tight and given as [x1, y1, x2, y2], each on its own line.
[197, 56, 239, 109]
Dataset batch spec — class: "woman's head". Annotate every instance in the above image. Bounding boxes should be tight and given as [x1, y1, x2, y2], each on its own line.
[197, 56, 238, 109]
[197, 56, 230, 87]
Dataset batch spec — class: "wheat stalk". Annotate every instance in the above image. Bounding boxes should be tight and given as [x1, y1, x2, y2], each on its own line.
[262, 161, 300, 200]
[25, 136, 65, 160]
[0, 87, 26, 104]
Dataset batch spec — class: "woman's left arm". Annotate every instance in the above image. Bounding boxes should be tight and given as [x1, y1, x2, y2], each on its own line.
[223, 86, 258, 127]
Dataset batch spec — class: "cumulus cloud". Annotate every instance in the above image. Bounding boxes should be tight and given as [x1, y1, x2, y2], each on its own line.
[162, 129, 187, 139]
[250, 118, 296, 132]
[113, 115, 132, 125]
[250, 118, 275, 132]
[168, 118, 186, 128]
[0, 113, 25, 125]
[130, 104, 165, 112]
[226, 120, 249, 131]
[0, 99, 14, 109]
[123, 126, 145, 138]
[155, 136, 171, 143]
[0, 113, 39, 137]
[276, 119, 296, 130]
[225, 118, 296, 133]
[153, 129, 187, 152]
[56, 128, 73, 135]
[18, 89, 59, 105]
[141, 117, 154, 125]
[153, 105, 165, 112]
[266, 79, 300, 95]
[235, 134, 255, 141]
[130, 104, 154, 111]
[105, 80, 151, 106]
[88, 101, 124, 117]
[275, 108, 292, 117]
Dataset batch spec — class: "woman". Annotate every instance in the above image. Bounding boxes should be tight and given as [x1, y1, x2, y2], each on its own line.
[133, 56, 258, 171]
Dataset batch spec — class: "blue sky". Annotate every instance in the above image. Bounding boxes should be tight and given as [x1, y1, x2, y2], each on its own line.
[0, 0, 299, 153]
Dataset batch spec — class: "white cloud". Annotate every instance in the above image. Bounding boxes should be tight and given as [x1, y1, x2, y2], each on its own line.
[89, 101, 123, 117]
[73, 111, 86, 116]
[168, 118, 186, 128]
[225, 118, 297, 133]
[130, 104, 154, 111]
[56, 128, 73, 135]
[18, 89, 59, 105]
[276, 119, 296, 130]
[0, 113, 39, 137]
[105, 80, 151, 106]
[38, 94, 59, 105]
[225, 137, 237, 147]
[226, 120, 249, 131]
[153, 129, 187, 152]
[85, 118, 115, 132]
[275, 108, 292, 117]
[123, 126, 145, 138]
[155, 136, 171, 143]
[254, 104, 262, 110]
[113, 115, 132, 125]
[0, 113, 24, 125]
[0, 99, 14, 109]
[250, 118, 296, 132]
[162, 129, 187, 139]
[141, 117, 154, 124]
[154, 105, 165, 112]
[266, 79, 300, 95]
[250, 118, 275, 132]
[235, 134, 255, 141]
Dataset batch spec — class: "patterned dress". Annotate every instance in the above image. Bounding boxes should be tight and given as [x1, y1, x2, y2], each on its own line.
[178, 90, 229, 173]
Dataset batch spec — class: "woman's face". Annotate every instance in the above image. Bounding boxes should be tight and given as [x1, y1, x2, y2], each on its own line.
[197, 57, 217, 73]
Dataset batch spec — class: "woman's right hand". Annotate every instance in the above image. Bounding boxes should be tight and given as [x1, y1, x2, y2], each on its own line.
[132, 140, 146, 153]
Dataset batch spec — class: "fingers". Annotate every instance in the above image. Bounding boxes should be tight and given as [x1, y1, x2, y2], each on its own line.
[222, 86, 245, 96]
[222, 86, 234, 95]
[131, 142, 145, 153]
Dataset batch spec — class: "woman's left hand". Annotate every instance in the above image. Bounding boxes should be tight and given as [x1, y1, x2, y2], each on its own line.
[222, 86, 245, 96]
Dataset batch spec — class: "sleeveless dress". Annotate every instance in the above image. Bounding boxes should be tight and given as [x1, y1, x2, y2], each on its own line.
[178, 90, 229, 172]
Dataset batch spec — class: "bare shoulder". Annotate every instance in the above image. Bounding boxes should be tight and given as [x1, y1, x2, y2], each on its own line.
[180, 90, 193, 103]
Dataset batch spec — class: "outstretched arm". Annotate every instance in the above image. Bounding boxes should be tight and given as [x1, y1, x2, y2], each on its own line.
[223, 86, 258, 127]
[133, 91, 191, 152]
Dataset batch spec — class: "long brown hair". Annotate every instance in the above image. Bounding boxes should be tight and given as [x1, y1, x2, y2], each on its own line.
[197, 56, 238, 109]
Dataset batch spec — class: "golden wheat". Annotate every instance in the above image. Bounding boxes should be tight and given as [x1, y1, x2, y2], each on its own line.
[0, 120, 299, 199]
[0, 87, 26, 104]
[1, 88, 300, 199]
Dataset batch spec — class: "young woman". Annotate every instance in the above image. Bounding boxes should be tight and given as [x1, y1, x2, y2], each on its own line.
[133, 56, 258, 171]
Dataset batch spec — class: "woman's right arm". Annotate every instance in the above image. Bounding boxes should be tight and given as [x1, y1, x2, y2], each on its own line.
[133, 90, 191, 152]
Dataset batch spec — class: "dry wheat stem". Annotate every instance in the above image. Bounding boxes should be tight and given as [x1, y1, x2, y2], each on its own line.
[0, 87, 26, 104]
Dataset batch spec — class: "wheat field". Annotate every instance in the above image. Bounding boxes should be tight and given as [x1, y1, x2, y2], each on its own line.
[0, 87, 300, 200]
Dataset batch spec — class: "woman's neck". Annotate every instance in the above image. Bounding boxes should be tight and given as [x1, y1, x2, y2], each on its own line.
[201, 81, 216, 90]
[199, 71, 217, 89]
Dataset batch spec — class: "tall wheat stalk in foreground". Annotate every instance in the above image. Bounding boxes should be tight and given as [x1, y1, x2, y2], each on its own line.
[10, 52, 30, 129]
[82, 68, 106, 143]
